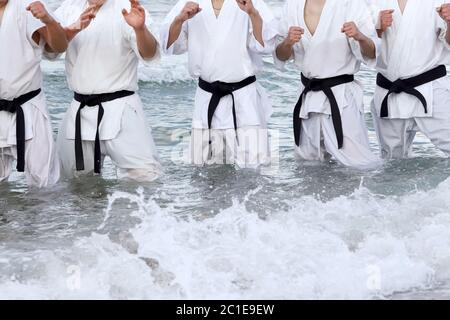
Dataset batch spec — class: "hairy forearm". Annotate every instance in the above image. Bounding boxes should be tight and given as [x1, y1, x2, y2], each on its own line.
[43, 19, 68, 53]
[135, 26, 158, 60]
[275, 40, 294, 61]
[167, 16, 184, 49]
[357, 34, 376, 59]
[249, 10, 264, 47]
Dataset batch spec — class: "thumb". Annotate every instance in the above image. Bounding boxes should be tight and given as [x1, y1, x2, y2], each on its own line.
[122, 8, 128, 16]
[26, 5, 31, 11]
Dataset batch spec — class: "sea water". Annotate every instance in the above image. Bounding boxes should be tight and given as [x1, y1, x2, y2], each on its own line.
[1, 0, 450, 299]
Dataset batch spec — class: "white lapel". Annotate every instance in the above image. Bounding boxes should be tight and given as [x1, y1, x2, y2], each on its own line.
[301, 0, 336, 63]
[387, 0, 422, 78]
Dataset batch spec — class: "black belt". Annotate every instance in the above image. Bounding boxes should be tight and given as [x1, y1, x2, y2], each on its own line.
[0, 89, 41, 172]
[294, 74, 354, 149]
[198, 76, 256, 144]
[73, 90, 134, 174]
[377, 65, 447, 118]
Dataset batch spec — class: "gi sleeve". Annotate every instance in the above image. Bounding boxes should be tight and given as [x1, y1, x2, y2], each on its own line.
[347, 0, 379, 68]
[248, 0, 278, 55]
[123, 7, 161, 63]
[160, 0, 189, 55]
[24, 0, 46, 48]
[272, 0, 294, 70]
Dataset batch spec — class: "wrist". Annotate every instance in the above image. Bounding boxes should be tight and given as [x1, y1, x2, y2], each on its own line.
[175, 14, 186, 24]
[355, 32, 365, 42]
[133, 24, 146, 32]
[43, 15, 56, 26]
[248, 8, 259, 18]
[283, 38, 295, 47]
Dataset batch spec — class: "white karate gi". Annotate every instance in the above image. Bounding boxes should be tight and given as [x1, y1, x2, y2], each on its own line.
[372, 0, 450, 159]
[0, 0, 60, 187]
[160, 0, 277, 168]
[53, 0, 162, 181]
[275, 0, 381, 170]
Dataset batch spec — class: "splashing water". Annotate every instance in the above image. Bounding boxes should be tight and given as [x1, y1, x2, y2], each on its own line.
[1, 0, 450, 300]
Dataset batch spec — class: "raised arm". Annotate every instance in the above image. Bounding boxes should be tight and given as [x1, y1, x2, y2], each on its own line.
[342, 22, 376, 59]
[236, 0, 264, 47]
[122, 0, 158, 60]
[27, 1, 68, 52]
[167, 1, 201, 49]
[275, 27, 304, 62]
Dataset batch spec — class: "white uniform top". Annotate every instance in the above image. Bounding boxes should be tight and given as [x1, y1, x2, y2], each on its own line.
[53, 0, 160, 141]
[0, 0, 48, 148]
[54, 0, 160, 95]
[160, 0, 278, 129]
[274, 0, 378, 119]
[374, 0, 450, 119]
[0, 0, 44, 100]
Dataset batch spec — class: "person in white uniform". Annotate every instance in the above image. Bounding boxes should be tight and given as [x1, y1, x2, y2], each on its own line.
[372, 0, 450, 159]
[160, 0, 277, 168]
[50, 0, 162, 181]
[0, 0, 67, 187]
[275, 0, 381, 169]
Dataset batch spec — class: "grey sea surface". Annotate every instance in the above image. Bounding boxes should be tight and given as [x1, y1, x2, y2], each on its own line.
[1, 0, 450, 299]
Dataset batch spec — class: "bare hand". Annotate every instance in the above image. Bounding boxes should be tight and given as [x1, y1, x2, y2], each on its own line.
[437, 3, 450, 24]
[122, 0, 146, 30]
[68, 5, 98, 32]
[342, 21, 364, 41]
[285, 26, 304, 46]
[236, 0, 257, 16]
[26, 1, 54, 24]
[379, 9, 394, 33]
[177, 1, 202, 23]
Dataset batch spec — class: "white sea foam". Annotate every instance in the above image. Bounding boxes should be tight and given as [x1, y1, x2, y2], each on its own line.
[1, 179, 450, 299]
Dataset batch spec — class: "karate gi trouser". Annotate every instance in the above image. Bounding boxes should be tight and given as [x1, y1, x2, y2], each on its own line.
[0, 97, 60, 187]
[57, 103, 162, 182]
[295, 103, 381, 170]
[190, 126, 271, 169]
[371, 88, 450, 159]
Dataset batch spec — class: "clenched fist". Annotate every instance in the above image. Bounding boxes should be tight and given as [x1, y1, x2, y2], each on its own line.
[285, 26, 304, 46]
[378, 9, 394, 33]
[26, 1, 54, 24]
[236, 0, 257, 16]
[341, 21, 364, 41]
[177, 1, 202, 23]
[437, 3, 450, 24]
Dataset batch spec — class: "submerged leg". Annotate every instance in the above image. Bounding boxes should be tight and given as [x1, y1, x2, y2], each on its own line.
[323, 104, 381, 170]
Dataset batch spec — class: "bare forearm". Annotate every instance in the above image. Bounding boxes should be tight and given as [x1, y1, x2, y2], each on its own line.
[135, 26, 158, 60]
[357, 34, 376, 59]
[275, 40, 294, 61]
[249, 10, 264, 47]
[43, 19, 68, 52]
[167, 16, 184, 49]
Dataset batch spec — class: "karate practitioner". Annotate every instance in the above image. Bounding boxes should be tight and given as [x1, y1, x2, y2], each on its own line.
[372, 0, 450, 159]
[275, 0, 381, 169]
[0, 0, 67, 187]
[161, 0, 277, 168]
[50, 0, 162, 181]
